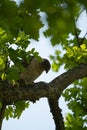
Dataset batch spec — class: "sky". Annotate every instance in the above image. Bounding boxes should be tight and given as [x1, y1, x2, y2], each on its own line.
[2, 1, 87, 130]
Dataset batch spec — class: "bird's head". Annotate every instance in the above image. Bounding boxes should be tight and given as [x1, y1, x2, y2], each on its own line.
[42, 59, 51, 73]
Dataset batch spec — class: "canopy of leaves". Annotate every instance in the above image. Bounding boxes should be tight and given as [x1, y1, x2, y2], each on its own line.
[0, 0, 87, 128]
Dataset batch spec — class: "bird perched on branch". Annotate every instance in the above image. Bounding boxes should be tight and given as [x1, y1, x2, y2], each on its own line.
[20, 57, 51, 84]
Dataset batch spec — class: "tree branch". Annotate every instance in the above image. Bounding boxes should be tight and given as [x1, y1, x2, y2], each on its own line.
[0, 64, 87, 103]
[48, 97, 65, 130]
[50, 64, 87, 98]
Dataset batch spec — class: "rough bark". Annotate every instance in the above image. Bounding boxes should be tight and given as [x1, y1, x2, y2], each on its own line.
[0, 64, 87, 130]
[48, 97, 65, 130]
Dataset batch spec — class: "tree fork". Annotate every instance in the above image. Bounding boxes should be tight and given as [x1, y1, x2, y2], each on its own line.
[0, 64, 87, 129]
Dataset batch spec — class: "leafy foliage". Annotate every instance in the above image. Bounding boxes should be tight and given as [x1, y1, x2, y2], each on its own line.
[62, 78, 87, 129]
[5, 101, 29, 120]
[0, 0, 87, 128]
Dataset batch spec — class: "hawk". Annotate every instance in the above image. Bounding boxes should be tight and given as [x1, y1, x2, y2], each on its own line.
[20, 57, 51, 84]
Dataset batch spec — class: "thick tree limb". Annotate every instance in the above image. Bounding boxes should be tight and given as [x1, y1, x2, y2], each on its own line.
[0, 64, 87, 103]
[48, 97, 65, 130]
[49, 64, 87, 98]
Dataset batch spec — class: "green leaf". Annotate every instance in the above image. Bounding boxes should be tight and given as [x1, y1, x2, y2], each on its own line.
[5, 106, 14, 120]
[15, 32, 30, 49]
[13, 101, 29, 119]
